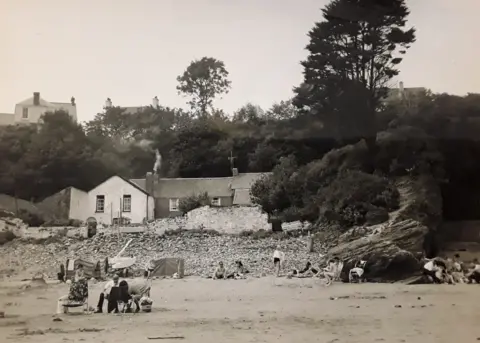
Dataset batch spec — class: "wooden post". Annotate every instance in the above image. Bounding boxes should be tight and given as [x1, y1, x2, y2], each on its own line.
[307, 231, 314, 253]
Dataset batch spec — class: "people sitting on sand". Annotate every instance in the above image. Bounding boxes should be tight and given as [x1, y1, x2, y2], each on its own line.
[227, 261, 249, 279]
[273, 246, 285, 277]
[423, 258, 443, 284]
[466, 259, 480, 284]
[213, 261, 226, 280]
[95, 274, 120, 313]
[289, 261, 318, 278]
[57, 264, 88, 314]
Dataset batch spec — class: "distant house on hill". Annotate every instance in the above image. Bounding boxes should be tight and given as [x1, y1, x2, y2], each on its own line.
[130, 170, 269, 218]
[40, 176, 154, 225]
[0, 92, 77, 126]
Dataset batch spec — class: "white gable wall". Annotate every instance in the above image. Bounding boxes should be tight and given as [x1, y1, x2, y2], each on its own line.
[69, 176, 152, 225]
[68, 187, 88, 221]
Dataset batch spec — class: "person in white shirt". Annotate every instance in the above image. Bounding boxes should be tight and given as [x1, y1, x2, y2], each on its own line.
[273, 246, 285, 277]
[423, 259, 442, 283]
[95, 274, 120, 313]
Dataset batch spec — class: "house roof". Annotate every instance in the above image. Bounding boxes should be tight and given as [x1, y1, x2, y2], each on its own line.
[122, 106, 146, 115]
[154, 177, 233, 198]
[231, 173, 270, 189]
[130, 178, 147, 192]
[90, 175, 150, 195]
[233, 189, 253, 205]
[130, 172, 269, 199]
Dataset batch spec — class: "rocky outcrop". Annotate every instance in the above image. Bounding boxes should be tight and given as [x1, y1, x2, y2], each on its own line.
[322, 175, 442, 281]
[328, 219, 427, 281]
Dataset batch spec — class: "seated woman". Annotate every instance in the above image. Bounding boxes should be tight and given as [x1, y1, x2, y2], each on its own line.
[227, 261, 249, 279]
[57, 264, 89, 314]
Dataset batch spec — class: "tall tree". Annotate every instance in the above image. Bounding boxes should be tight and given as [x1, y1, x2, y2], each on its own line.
[176, 57, 231, 116]
[293, 0, 415, 149]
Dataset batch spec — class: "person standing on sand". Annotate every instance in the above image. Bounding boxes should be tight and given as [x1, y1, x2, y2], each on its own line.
[273, 246, 285, 277]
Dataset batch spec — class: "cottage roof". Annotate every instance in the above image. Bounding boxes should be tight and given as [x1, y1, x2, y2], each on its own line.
[154, 177, 232, 198]
[231, 172, 270, 189]
[130, 178, 147, 192]
[130, 172, 270, 199]
[233, 189, 252, 205]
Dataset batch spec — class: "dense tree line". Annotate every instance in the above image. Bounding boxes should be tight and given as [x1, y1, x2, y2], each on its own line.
[0, 0, 479, 225]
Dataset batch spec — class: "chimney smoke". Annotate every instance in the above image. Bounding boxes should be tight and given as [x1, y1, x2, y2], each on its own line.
[153, 150, 162, 175]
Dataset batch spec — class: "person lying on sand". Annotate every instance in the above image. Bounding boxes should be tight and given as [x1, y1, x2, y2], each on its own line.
[213, 261, 226, 280]
[289, 261, 319, 278]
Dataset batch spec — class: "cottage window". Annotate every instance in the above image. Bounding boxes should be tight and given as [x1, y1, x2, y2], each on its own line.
[123, 195, 131, 212]
[96, 195, 105, 212]
[169, 198, 179, 212]
[211, 197, 221, 206]
[22, 107, 29, 118]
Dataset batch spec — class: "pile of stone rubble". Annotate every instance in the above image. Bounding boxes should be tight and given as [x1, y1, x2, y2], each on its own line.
[148, 206, 273, 235]
[0, 231, 326, 279]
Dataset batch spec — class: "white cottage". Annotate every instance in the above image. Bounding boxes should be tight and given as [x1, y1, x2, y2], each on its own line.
[64, 176, 154, 225]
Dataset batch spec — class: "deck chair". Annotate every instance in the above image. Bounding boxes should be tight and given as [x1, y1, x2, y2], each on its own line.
[57, 295, 88, 314]
[57, 279, 89, 314]
[316, 261, 344, 287]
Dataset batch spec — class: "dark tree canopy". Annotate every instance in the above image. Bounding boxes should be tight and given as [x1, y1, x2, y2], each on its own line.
[293, 0, 416, 142]
[176, 57, 231, 116]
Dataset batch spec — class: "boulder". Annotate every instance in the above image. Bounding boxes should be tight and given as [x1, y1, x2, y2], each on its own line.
[326, 219, 427, 281]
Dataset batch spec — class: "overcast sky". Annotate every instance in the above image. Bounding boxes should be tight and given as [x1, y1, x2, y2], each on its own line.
[2, 0, 479, 122]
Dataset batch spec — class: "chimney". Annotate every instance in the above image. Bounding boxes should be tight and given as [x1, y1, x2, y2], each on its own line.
[399, 81, 404, 92]
[33, 92, 40, 106]
[71, 96, 76, 106]
[146, 172, 154, 196]
[232, 168, 239, 176]
[105, 97, 112, 108]
[152, 96, 159, 108]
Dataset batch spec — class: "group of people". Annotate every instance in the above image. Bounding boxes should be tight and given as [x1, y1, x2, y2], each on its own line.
[57, 263, 152, 314]
[423, 255, 480, 284]
[212, 260, 249, 279]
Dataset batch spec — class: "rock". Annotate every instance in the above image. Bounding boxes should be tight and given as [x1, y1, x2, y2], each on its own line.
[0, 229, 326, 279]
[326, 219, 427, 281]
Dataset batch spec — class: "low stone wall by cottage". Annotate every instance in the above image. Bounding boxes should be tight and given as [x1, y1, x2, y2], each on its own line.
[12, 226, 88, 239]
[185, 206, 270, 233]
[150, 206, 271, 235]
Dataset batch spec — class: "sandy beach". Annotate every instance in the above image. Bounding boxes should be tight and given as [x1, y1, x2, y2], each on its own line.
[0, 277, 479, 343]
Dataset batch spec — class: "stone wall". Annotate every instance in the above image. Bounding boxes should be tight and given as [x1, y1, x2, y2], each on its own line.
[11, 226, 88, 239]
[149, 206, 271, 235]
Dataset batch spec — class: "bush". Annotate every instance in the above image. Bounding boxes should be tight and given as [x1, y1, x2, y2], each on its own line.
[0, 230, 16, 245]
[178, 192, 211, 214]
[17, 209, 45, 227]
[317, 171, 399, 228]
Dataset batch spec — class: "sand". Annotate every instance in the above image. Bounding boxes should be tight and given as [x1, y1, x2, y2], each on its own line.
[0, 277, 479, 343]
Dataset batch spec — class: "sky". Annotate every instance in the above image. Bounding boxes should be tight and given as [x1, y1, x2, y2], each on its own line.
[1, 0, 479, 122]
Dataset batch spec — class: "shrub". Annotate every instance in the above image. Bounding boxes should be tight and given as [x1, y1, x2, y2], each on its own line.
[317, 170, 399, 228]
[17, 209, 45, 227]
[178, 192, 211, 213]
[0, 230, 16, 245]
